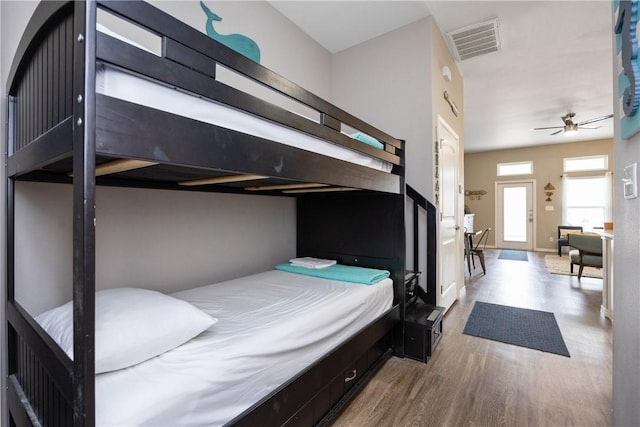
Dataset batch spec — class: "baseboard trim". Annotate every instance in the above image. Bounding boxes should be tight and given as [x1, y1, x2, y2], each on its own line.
[534, 248, 556, 253]
[490, 246, 557, 253]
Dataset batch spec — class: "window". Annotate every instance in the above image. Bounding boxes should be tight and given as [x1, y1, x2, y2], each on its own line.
[563, 174, 612, 230]
[564, 155, 608, 172]
[497, 161, 533, 176]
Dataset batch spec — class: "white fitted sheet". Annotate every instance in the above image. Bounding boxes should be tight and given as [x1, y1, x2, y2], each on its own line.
[95, 270, 393, 426]
[95, 65, 393, 173]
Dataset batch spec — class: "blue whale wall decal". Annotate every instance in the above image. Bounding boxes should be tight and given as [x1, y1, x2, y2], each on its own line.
[200, 1, 261, 63]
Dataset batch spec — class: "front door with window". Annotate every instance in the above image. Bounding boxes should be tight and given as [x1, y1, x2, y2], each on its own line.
[496, 181, 534, 250]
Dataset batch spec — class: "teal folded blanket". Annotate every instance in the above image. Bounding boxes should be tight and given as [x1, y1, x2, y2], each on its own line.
[275, 263, 390, 285]
[351, 132, 384, 150]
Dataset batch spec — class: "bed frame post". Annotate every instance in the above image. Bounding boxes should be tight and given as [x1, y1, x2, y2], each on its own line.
[6, 97, 16, 405]
[71, 0, 97, 424]
[6, 95, 16, 304]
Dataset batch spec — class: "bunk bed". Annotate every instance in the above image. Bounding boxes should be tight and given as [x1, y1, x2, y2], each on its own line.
[5, 1, 407, 426]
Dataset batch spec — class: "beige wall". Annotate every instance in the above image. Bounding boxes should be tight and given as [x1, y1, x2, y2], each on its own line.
[431, 20, 464, 154]
[332, 18, 433, 197]
[332, 16, 462, 203]
[464, 138, 613, 250]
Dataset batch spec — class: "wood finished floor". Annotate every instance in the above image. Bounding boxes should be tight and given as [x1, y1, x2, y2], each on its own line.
[333, 249, 612, 426]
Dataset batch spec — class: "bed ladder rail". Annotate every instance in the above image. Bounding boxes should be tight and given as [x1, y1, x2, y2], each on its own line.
[406, 184, 437, 305]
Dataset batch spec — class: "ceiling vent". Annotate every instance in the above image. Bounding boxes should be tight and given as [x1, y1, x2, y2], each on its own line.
[446, 18, 501, 62]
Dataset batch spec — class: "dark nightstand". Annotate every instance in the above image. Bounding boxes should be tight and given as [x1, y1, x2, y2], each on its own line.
[404, 302, 444, 363]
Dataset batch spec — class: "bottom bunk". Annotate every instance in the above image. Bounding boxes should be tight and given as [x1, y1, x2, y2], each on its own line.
[8, 267, 400, 426]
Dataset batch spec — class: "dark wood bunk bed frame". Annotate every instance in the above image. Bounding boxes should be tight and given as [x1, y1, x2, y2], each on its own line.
[5, 1, 409, 426]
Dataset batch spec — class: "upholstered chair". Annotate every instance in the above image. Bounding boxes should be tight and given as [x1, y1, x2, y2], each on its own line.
[568, 233, 603, 279]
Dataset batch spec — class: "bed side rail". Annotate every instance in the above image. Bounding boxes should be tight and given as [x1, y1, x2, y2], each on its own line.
[229, 304, 400, 427]
[96, 0, 404, 168]
[94, 95, 402, 194]
[6, 301, 74, 427]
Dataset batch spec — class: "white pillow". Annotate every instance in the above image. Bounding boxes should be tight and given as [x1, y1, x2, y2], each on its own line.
[36, 287, 216, 374]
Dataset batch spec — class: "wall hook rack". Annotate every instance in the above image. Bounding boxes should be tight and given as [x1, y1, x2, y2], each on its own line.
[465, 189, 487, 200]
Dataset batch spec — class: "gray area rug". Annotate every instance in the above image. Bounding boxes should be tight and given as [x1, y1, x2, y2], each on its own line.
[463, 301, 570, 357]
[498, 249, 529, 261]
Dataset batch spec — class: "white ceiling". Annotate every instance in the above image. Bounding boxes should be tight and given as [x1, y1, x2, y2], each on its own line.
[269, 1, 615, 153]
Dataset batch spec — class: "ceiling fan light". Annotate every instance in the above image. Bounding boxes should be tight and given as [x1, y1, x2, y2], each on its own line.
[563, 123, 578, 135]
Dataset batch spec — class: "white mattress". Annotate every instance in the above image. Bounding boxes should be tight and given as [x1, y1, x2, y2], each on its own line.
[95, 270, 393, 426]
[95, 64, 393, 173]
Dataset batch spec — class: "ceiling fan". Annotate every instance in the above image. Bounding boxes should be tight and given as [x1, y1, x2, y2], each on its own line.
[531, 112, 614, 136]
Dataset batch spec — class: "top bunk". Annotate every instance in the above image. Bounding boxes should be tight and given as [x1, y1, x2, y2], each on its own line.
[6, 0, 405, 196]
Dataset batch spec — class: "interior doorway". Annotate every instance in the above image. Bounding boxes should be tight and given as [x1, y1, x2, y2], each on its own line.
[495, 181, 535, 250]
[437, 116, 461, 311]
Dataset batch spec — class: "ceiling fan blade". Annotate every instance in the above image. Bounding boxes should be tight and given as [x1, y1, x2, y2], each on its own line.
[577, 125, 601, 130]
[577, 114, 613, 126]
[530, 126, 563, 131]
[550, 129, 563, 135]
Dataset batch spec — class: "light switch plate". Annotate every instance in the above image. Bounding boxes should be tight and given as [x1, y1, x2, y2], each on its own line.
[623, 163, 638, 199]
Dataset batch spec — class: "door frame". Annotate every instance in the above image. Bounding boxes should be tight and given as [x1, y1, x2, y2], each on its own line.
[495, 179, 536, 250]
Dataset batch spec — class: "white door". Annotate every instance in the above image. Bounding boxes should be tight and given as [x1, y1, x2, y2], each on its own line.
[437, 117, 461, 311]
[496, 181, 534, 250]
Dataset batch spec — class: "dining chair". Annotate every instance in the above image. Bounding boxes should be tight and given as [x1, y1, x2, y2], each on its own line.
[468, 228, 491, 275]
